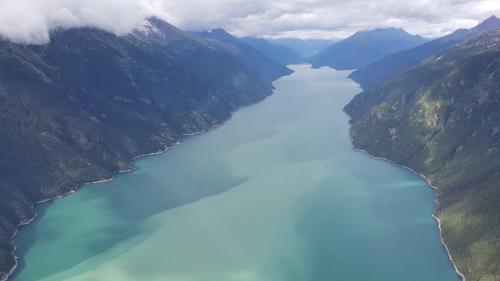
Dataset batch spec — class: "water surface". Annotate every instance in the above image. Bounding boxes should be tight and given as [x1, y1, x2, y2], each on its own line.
[15, 65, 460, 281]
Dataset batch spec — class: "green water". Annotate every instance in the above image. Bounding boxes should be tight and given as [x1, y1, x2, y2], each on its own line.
[14, 65, 460, 281]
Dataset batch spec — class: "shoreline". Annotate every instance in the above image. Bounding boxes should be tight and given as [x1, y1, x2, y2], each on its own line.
[340, 69, 466, 281]
[1, 82, 273, 281]
[0, 77, 275, 280]
[350, 140, 466, 281]
[1, 122, 226, 281]
[1, 71, 280, 281]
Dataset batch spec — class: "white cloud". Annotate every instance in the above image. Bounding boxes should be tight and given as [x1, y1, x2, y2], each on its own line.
[0, 0, 151, 44]
[0, 0, 499, 44]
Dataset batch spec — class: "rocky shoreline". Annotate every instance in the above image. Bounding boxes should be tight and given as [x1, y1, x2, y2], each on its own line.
[1, 119, 233, 281]
[1, 145, 171, 281]
[349, 139, 466, 281]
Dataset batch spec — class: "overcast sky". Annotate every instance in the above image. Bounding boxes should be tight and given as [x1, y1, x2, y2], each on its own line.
[0, 0, 499, 44]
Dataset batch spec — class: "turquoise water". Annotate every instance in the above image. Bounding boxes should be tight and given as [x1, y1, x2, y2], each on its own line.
[14, 65, 460, 281]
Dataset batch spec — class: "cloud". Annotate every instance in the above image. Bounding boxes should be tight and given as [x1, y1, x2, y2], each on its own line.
[0, 0, 499, 44]
[0, 0, 152, 44]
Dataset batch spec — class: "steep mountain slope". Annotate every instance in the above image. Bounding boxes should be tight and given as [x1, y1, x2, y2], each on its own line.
[350, 15, 500, 88]
[240, 36, 303, 65]
[193, 29, 293, 81]
[0, 18, 288, 280]
[311, 28, 426, 70]
[345, 29, 500, 281]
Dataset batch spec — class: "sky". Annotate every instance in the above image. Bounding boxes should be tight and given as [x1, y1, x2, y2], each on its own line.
[0, 0, 499, 44]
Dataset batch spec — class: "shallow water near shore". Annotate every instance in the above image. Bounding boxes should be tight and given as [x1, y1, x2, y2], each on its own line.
[14, 65, 460, 281]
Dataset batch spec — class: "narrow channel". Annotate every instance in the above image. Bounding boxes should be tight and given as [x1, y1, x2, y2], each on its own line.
[14, 65, 461, 281]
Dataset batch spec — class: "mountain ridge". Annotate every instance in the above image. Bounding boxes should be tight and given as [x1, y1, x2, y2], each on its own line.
[345, 28, 500, 281]
[310, 27, 427, 70]
[349, 15, 500, 88]
[240, 36, 304, 65]
[270, 38, 332, 58]
[193, 29, 293, 81]
[0, 18, 290, 280]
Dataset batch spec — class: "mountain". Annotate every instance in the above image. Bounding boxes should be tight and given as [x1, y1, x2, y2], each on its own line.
[0, 18, 290, 280]
[269, 38, 333, 58]
[310, 28, 426, 70]
[193, 29, 293, 81]
[240, 36, 303, 65]
[350, 15, 500, 88]
[344, 29, 500, 281]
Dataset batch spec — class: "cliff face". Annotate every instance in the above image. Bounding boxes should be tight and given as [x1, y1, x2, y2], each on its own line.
[345, 29, 500, 281]
[0, 18, 290, 279]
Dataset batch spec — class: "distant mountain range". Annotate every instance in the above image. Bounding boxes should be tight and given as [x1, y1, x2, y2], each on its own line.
[269, 38, 333, 58]
[310, 28, 427, 70]
[0, 18, 291, 280]
[193, 29, 293, 81]
[240, 37, 304, 65]
[345, 26, 500, 281]
[350, 15, 500, 88]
